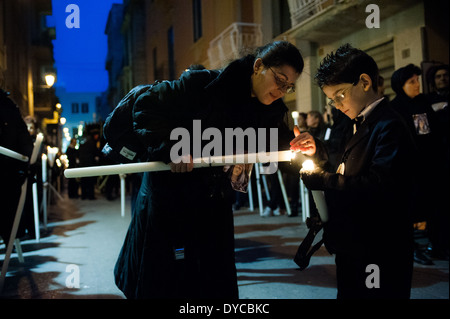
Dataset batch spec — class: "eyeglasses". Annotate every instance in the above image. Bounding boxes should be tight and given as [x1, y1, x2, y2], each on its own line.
[269, 67, 295, 94]
[327, 85, 354, 108]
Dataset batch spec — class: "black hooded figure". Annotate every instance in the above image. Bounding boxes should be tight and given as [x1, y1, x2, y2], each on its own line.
[0, 89, 34, 246]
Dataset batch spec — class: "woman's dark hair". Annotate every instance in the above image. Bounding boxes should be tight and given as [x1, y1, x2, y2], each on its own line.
[391, 64, 421, 95]
[315, 43, 379, 92]
[255, 41, 304, 75]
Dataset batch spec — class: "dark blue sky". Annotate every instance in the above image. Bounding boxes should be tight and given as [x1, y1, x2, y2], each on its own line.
[50, 0, 123, 93]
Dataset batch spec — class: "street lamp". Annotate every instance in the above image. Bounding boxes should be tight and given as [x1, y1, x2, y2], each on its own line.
[45, 73, 56, 87]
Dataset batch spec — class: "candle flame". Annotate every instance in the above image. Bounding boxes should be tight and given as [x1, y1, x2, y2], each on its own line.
[302, 160, 315, 171]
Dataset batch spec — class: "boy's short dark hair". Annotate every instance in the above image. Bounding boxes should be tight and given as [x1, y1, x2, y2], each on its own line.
[315, 43, 379, 92]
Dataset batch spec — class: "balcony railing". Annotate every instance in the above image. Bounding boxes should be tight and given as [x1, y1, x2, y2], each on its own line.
[208, 22, 263, 69]
[287, 0, 335, 27]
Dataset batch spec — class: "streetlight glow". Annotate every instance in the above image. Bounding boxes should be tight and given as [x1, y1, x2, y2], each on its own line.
[45, 74, 56, 87]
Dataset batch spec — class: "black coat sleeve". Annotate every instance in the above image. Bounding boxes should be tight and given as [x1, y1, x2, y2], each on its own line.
[322, 118, 415, 194]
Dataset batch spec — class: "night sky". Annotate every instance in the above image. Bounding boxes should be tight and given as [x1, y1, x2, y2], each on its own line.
[50, 0, 123, 93]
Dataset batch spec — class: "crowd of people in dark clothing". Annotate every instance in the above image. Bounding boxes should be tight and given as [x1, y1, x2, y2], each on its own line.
[64, 131, 137, 202]
[0, 103, 118, 248]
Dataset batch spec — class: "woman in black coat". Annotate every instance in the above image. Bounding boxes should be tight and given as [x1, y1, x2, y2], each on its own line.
[113, 41, 309, 299]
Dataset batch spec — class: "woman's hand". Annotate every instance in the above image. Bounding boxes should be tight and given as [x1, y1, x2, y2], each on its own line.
[290, 126, 316, 156]
[169, 154, 194, 173]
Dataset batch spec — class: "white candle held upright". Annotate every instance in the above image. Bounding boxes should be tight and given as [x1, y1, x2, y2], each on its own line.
[301, 160, 328, 223]
[291, 111, 299, 126]
[47, 146, 58, 168]
[42, 153, 47, 183]
[30, 133, 44, 164]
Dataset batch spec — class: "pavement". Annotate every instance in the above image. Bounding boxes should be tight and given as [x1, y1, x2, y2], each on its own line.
[1, 189, 448, 301]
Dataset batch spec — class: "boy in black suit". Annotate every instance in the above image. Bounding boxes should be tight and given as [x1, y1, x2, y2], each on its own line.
[291, 44, 417, 299]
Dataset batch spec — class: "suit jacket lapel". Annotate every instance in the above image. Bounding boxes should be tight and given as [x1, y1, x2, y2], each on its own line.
[344, 121, 369, 153]
[342, 99, 389, 154]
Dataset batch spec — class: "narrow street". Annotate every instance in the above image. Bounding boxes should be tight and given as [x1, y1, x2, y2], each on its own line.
[1, 193, 448, 300]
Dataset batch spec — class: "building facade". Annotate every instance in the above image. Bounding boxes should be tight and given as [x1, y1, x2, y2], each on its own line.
[104, 0, 448, 127]
[280, 0, 448, 117]
[0, 0, 57, 126]
[105, 3, 125, 111]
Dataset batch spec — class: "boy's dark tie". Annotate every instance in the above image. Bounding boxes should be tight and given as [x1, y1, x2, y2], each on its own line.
[353, 116, 364, 133]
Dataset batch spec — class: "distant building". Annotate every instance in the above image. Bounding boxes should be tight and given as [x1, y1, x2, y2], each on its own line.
[105, 3, 125, 112]
[56, 87, 100, 151]
[280, 0, 449, 117]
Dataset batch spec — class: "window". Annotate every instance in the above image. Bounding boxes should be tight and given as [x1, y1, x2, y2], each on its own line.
[72, 103, 79, 113]
[193, 0, 202, 42]
[81, 102, 89, 113]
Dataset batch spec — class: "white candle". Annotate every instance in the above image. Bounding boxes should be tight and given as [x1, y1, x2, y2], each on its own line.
[311, 191, 328, 222]
[64, 150, 299, 179]
[0, 146, 29, 162]
[47, 146, 58, 168]
[30, 133, 44, 164]
[291, 111, 299, 126]
[42, 153, 47, 183]
[120, 174, 126, 218]
[301, 160, 329, 222]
